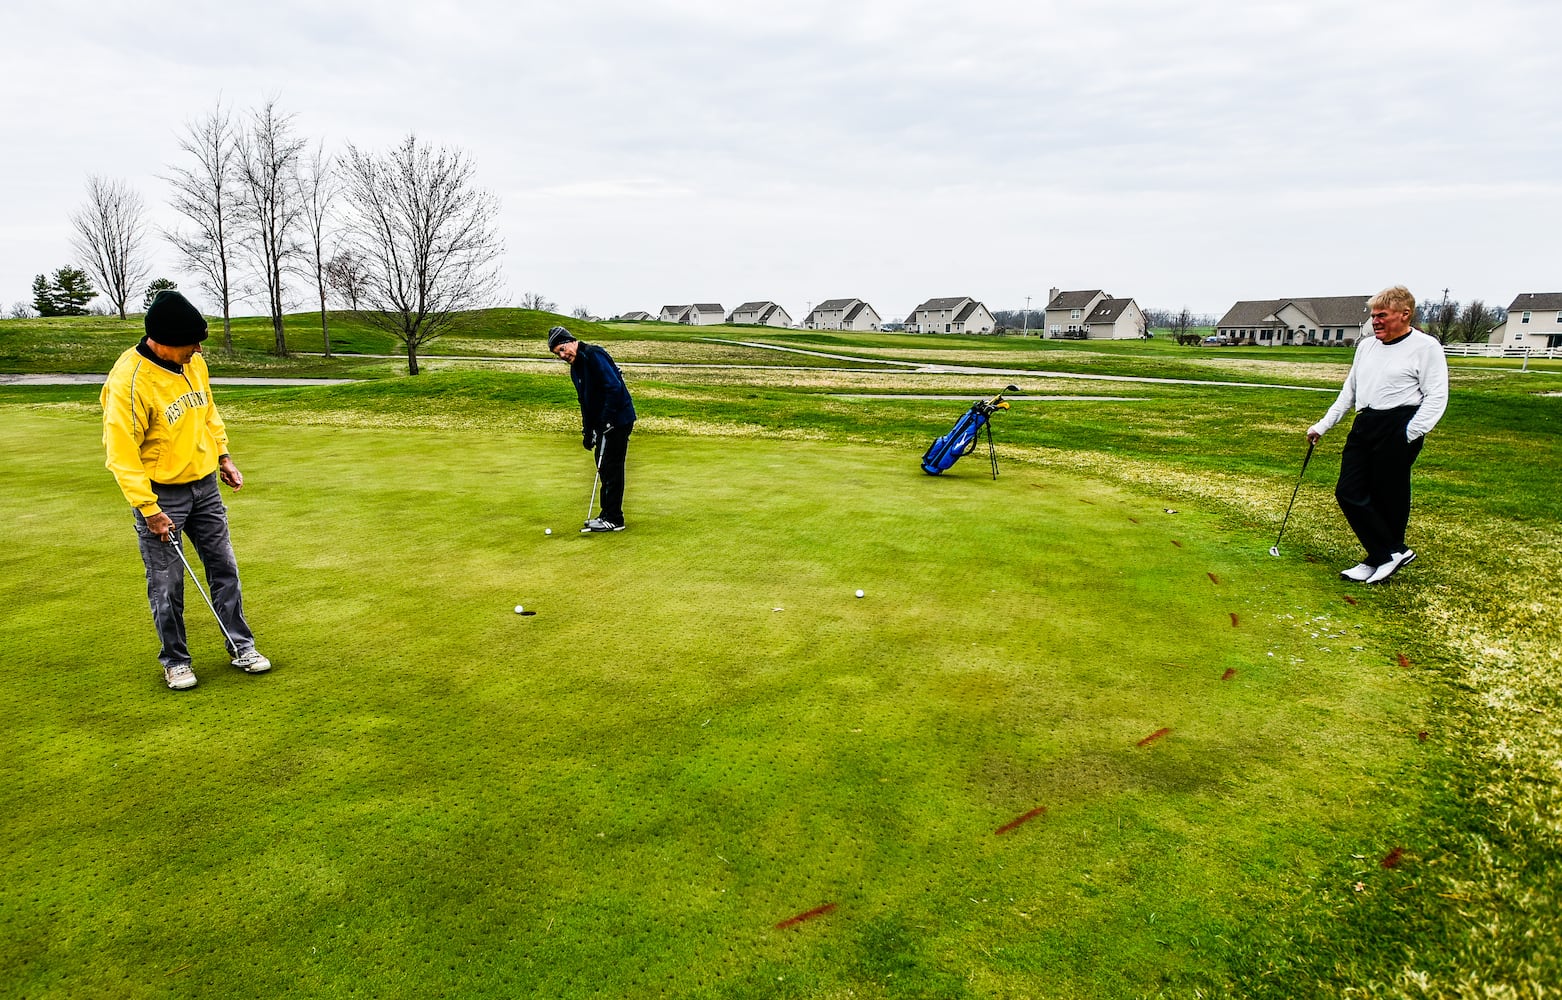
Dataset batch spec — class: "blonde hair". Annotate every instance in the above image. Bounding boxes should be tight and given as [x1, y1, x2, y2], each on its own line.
[1369, 285, 1416, 316]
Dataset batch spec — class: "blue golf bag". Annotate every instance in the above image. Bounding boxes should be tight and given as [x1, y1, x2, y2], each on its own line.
[920, 391, 1013, 478]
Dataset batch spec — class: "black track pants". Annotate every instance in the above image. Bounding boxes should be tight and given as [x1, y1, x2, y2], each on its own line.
[1334, 405, 1424, 566]
[597, 423, 632, 525]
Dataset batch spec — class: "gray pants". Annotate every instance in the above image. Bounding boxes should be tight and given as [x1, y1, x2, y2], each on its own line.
[133, 473, 256, 668]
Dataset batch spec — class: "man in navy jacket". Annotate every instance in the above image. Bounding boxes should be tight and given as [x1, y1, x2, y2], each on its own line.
[549, 325, 637, 531]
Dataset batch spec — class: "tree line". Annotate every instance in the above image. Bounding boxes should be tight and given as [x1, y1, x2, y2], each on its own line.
[17, 98, 504, 374]
[1414, 294, 1505, 344]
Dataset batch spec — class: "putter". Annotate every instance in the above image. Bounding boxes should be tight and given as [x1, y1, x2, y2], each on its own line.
[166, 528, 238, 653]
[582, 423, 612, 530]
[1269, 439, 1316, 557]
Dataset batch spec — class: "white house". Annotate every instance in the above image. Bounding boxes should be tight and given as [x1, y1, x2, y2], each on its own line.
[1490, 293, 1562, 349]
[1213, 296, 1369, 346]
[803, 298, 881, 331]
[906, 296, 996, 334]
[1043, 288, 1147, 339]
[659, 303, 726, 326]
[728, 301, 794, 327]
[616, 310, 651, 321]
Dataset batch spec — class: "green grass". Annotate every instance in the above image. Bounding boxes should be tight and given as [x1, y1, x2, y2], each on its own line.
[2, 316, 1559, 997]
[2, 411, 1435, 998]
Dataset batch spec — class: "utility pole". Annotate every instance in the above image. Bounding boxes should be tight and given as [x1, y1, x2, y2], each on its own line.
[1022, 296, 1031, 336]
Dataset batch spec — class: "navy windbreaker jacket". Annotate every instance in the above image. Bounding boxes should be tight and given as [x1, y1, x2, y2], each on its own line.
[570, 342, 636, 434]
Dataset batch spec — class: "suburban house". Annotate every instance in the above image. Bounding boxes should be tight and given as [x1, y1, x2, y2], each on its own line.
[1489, 293, 1562, 349]
[802, 298, 881, 331]
[658, 304, 726, 325]
[1043, 289, 1147, 339]
[906, 297, 997, 334]
[615, 310, 651, 321]
[1213, 296, 1369, 346]
[728, 301, 794, 327]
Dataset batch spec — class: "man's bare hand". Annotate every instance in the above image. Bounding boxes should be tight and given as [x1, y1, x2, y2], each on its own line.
[145, 511, 175, 541]
[219, 456, 243, 490]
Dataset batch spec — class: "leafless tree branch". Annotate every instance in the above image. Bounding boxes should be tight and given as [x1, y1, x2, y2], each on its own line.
[162, 100, 240, 352]
[71, 175, 151, 320]
[339, 134, 504, 375]
[235, 99, 308, 355]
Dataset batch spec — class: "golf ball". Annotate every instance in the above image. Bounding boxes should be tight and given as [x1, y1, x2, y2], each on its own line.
[544, 528, 552, 535]
[855, 590, 865, 598]
[514, 605, 525, 614]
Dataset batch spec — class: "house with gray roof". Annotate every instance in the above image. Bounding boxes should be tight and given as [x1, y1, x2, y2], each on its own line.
[1213, 296, 1369, 346]
[1490, 292, 1562, 349]
[659, 303, 726, 326]
[615, 310, 652, 321]
[728, 301, 794, 328]
[906, 296, 996, 334]
[1043, 288, 1147, 339]
[802, 298, 881, 331]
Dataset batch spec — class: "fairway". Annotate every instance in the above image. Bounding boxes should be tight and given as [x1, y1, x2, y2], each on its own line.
[0, 408, 1432, 998]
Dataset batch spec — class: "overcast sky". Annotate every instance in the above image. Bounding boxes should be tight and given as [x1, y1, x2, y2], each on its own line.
[3, 0, 1558, 322]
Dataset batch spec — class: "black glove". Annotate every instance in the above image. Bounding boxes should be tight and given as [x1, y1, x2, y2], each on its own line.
[583, 428, 598, 451]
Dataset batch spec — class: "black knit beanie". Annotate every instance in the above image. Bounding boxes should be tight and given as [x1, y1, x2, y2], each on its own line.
[547, 325, 576, 351]
[145, 290, 209, 346]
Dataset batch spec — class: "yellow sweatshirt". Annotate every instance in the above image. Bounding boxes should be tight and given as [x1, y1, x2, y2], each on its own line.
[100, 340, 229, 515]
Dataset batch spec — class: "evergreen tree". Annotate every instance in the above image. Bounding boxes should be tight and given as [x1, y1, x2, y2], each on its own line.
[52, 267, 97, 315]
[31, 274, 57, 317]
[143, 278, 179, 310]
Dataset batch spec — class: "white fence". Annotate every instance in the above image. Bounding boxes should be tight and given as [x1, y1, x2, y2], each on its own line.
[1442, 343, 1562, 360]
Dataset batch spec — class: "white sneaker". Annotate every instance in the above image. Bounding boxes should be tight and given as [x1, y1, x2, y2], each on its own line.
[581, 517, 624, 533]
[1339, 562, 1375, 582]
[231, 649, 272, 673]
[1366, 549, 1416, 584]
[163, 663, 198, 690]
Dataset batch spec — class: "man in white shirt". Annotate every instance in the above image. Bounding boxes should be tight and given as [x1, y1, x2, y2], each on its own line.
[1307, 286, 1449, 584]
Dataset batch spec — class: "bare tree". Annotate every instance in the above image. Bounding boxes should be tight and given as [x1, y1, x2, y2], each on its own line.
[571, 305, 591, 320]
[163, 101, 241, 353]
[1458, 299, 1500, 343]
[8, 302, 35, 320]
[325, 249, 368, 311]
[296, 140, 337, 357]
[71, 175, 151, 320]
[235, 100, 307, 355]
[339, 134, 504, 375]
[1421, 291, 1460, 343]
[519, 291, 557, 312]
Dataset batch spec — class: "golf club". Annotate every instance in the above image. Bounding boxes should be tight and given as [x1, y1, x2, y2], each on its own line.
[583, 422, 612, 529]
[166, 528, 238, 653]
[1269, 439, 1316, 557]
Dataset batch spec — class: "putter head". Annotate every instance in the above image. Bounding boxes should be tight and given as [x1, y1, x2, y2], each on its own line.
[1268, 546, 1281, 557]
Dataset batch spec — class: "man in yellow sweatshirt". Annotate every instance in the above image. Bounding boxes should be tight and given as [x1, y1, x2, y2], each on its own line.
[101, 289, 271, 690]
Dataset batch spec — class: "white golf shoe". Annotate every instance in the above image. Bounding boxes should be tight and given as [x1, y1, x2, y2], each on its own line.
[231, 649, 272, 673]
[1366, 549, 1416, 584]
[163, 663, 198, 690]
[1339, 562, 1376, 582]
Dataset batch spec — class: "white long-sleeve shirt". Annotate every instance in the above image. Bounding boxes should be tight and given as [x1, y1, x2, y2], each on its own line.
[1309, 328, 1449, 441]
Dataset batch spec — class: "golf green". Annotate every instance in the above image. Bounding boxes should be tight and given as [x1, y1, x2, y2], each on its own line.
[1, 409, 1430, 997]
